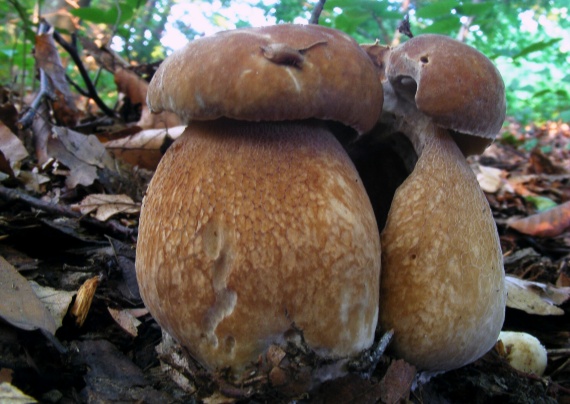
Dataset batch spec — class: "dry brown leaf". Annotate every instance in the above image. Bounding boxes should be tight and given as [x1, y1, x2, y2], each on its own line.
[507, 200, 570, 237]
[47, 126, 116, 188]
[379, 359, 416, 404]
[104, 126, 185, 169]
[0, 122, 28, 177]
[71, 193, 140, 221]
[0, 256, 56, 334]
[475, 164, 508, 194]
[35, 28, 79, 127]
[107, 307, 141, 337]
[70, 276, 100, 327]
[18, 169, 51, 193]
[114, 68, 181, 129]
[29, 281, 75, 329]
[505, 275, 570, 315]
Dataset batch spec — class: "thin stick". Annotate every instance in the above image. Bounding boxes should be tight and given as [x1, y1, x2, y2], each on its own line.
[52, 30, 117, 118]
[309, 0, 327, 25]
[0, 185, 137, 240]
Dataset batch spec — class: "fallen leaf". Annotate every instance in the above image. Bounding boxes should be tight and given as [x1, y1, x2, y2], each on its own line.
[107, 307, 141, 337]
[70, 276, 100, 327]
[47, 126, 116, 188]
[0, 122, 28, 177]
[35, 28, 79, 127]
[507, 200, 570, 237]
[523, 195, 558, 212]
[0, 382, 37, 403]
[379, 359, 416, 404]
[475, 164, 506, 194]
[104, 125, 185, 169]
[0, 256, 56, 334]
[71, 194, 140, 221]
[29, 281, 75, 329]
[505, 274, 570, 315]
[18, 168, 51, 193]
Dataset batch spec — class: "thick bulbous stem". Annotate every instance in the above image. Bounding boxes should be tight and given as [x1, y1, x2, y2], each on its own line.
[379, 126, 506, 371]
[136, 119, 380, 379]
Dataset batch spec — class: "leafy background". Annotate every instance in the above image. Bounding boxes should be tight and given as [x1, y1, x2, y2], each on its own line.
[3, 0, 569, 127]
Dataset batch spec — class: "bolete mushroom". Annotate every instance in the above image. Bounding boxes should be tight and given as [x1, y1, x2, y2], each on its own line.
[359, 34, 507, 372]
[136, 24, 382, 387]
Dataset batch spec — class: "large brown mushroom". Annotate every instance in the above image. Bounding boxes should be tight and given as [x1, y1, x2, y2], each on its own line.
[359, 34, 507, 372]
[136, 24, 382, 388]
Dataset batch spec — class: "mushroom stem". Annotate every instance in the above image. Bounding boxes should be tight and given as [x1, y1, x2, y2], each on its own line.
[137, 118, 380, 377]
[380, 123, 506, 371]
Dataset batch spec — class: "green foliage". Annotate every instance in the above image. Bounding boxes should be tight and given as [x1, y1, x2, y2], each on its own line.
[1, 0, 35, 88]
[1, 0, 568, 126]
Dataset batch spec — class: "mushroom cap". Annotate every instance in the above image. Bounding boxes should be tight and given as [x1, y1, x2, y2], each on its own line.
[147, 24, 383, 134]
[136, 119, 381, 379]
[386, 34, 506, 154]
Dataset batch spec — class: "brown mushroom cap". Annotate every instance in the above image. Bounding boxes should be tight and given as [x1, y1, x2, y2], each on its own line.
[386, 34, 506, 155]
[147, 24, 383, 134]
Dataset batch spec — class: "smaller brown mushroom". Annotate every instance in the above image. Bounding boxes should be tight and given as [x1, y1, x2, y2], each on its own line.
[136, 24, 383, 390]
[360, 34, 507, 372]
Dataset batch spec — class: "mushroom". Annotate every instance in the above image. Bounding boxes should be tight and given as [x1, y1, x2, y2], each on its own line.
[498, 331, 547, 376]
[358, 34, 507, 372]
[136, 24, 382, 387]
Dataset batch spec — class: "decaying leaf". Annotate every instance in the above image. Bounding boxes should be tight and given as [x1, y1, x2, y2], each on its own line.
[506, 274, 570, 315]
[35, 28, 79, 127]
[475, 164, 508, 194]
[0, 256, 56, 334]
[70, 276, 100, 327]
[29, 281, 75, 329]
[71, 194, 140, 221]
[107, 307, 142, 337]
[104, 125, 185, 169]
[0, 122, 28, 177]
[379, 359, 416, 404]
[47, 126, 116, 188]
[0, 382, 37, 403]
[507, 200, 570, 237]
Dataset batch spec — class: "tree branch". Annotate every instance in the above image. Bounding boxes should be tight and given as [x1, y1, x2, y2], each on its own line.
[52, 29, 118, 118]
[309, 0, 327, 25]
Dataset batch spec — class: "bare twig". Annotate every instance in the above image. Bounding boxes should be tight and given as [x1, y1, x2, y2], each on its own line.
[0, 185, 137, 240]
[18, 69, 55, 130]
[51, 29, 117, 118]
[309, 0, 327, 25]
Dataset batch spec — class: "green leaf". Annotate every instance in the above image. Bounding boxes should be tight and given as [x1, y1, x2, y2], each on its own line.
[71, 4, 135, 25]
[511, 38, 562, 60]
[456, 2, 494, 16]
[524, 196, 558, 212]
[326, 0, 370, 9]
[415, 0, 459, 19]
[421, 16, 461, 34]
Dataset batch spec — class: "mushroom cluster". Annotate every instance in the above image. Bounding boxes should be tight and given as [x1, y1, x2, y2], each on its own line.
[136, 24, 382, 388]
[358, 34, 507, 372]
[136, 23, 508, 393]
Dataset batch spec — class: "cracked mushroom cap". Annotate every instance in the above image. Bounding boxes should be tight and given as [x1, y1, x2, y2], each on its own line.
[147, 24, 383, 134]
[386, 34, 506, 155]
